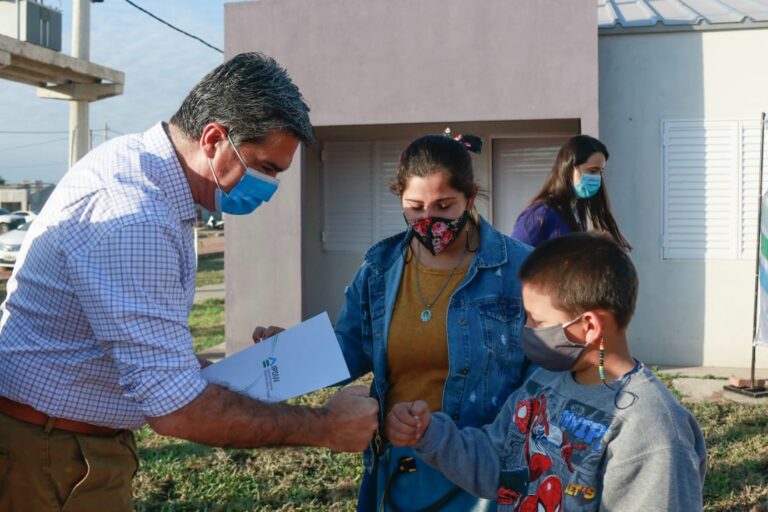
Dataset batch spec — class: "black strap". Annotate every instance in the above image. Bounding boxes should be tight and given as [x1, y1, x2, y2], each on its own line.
[383, 456, 463, 512]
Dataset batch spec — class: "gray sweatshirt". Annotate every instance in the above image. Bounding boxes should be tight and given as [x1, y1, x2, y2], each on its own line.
[415, 363, 707, 511]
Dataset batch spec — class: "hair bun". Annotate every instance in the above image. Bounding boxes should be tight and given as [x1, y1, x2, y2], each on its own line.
[455, 134, 483, 155]
[443, 127, 483, 154]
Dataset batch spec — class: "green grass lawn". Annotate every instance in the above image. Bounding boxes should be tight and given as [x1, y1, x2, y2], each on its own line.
[692, 400, 768, 511]
[189, 298, 225, 353]
[196, 253, 224, 288]
[133, 386, 361, 512]
[133, 382, 768, 511]
[189, 251, 225, 352]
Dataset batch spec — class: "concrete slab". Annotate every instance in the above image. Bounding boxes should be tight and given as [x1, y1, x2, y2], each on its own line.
[672, 378, 768, 405]
[658, 366, 768, 380]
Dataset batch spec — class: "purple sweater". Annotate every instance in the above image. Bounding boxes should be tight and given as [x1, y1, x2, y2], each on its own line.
[511, 203, 574, 247]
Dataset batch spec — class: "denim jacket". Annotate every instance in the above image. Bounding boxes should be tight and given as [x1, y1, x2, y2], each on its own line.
[335, 218, 532, 483]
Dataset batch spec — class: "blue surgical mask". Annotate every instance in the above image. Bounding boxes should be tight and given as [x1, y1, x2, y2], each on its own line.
[573, 172, 602, 199]
[208, 135, 280, 215]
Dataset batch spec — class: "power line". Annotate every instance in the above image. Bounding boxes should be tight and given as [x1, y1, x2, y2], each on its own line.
[1, 162, 66, 170]
[0, 130, 69, 134]
[123, 0, 223, 54]
[0, 127, 126, 136]
[0, 137, 69, 153]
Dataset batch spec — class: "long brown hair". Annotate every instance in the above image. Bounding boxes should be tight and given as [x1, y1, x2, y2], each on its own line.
[530, 135, 631, 251]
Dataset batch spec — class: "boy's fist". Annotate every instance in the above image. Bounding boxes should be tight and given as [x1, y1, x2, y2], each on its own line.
[386, 400, 432, 447]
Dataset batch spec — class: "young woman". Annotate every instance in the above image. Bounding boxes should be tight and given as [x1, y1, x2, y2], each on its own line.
[511, 135, 631, 250]
[334, 133, 531, 511]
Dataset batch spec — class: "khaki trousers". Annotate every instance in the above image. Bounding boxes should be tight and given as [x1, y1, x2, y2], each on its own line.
[0, 412, 138, 512]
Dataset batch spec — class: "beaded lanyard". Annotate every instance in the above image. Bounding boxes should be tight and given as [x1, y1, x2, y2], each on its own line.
[598, 338, 606, 382]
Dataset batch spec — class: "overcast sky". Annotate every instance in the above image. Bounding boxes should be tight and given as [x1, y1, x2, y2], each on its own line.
[0, 0, 227, 184]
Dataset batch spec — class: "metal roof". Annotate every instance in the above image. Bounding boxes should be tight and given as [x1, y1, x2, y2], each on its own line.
[598, 0, 768, 29]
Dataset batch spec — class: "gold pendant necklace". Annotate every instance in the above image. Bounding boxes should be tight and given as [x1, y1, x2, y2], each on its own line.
[413, 243, 467, 322]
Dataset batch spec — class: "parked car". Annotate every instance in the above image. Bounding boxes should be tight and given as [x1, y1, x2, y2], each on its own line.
[0, 221, 30, 268]
[0, 209, 27, 234]
[11, 210, 37, 222]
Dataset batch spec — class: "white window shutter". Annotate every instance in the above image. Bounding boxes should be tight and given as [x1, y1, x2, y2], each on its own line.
[374, 141, 408, 241]
[662, 120, 738, 260]
[491, 140, 562, 236]
[322, 142, 373, 252]
[740, 120, 765, 259]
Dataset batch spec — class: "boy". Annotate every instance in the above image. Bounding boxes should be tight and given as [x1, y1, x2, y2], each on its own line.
[387, 233, 707, 511]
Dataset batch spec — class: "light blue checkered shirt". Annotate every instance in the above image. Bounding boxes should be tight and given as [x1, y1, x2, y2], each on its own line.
[0, 122, 208, 430]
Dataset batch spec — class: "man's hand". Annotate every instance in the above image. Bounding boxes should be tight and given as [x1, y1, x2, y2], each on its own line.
[319, 386, 379, 452]
[386, 400, 431, 447]
[252, 325, 285, 343]
[197, 356, 213, 369]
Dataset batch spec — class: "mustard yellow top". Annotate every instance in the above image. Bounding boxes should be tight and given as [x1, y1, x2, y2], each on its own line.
[385, 256, 469, 417]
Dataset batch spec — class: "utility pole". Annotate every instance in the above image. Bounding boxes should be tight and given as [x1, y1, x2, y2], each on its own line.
[68, 0, 91, 168]
[104, 122, 109, 142]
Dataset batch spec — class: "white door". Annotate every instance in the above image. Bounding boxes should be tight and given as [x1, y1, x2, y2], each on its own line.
[491, 138, 566, 236]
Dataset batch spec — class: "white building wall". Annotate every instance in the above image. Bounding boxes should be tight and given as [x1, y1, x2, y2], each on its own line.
[0, 1, 18, 39]
[0, 188, 28, 210]
[600, 28, 768, 367]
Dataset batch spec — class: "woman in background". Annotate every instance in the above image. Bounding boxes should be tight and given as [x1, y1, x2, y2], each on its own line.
[511, 134, 631, 250]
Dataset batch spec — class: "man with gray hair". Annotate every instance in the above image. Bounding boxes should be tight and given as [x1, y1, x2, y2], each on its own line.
[0, 53, 379, 511]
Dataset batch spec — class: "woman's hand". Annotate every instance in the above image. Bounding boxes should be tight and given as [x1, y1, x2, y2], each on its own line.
[386, 400, 431, 447]
[251, 325, 285, 343]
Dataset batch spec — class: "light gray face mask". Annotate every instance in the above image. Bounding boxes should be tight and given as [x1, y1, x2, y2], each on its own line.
[521, 315, 586, 372]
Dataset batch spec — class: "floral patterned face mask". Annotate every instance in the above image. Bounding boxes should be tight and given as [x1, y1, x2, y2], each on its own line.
[406, 211, 471, 255]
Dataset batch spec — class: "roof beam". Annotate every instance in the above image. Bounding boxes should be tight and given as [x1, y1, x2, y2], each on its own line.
[0, 33, 123, 101]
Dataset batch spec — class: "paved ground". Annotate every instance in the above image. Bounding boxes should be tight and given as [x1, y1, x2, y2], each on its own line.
[658, 366, 768, 404]
[670, 377, 768, 404]
[197, 229, 224, 255]
[195, 283, 225, 303]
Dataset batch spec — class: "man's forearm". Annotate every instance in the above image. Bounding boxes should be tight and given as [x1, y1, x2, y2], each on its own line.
[148, 384, 329, 449]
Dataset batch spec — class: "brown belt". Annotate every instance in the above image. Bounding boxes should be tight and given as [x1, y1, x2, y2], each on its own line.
[0, 396, 120, 436]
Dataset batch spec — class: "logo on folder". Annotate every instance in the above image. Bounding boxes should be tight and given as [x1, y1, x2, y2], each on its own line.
[262, 356, 280, 390]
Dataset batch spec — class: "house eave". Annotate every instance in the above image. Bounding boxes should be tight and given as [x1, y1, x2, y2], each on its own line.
[599, 20, 768, 36]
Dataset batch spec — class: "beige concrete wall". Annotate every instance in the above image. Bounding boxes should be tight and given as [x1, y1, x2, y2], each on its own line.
[223, 0, 599, 352]
[225, 0, 598, 133]
[600, 29, 768, 368]
[225, 148, 304, 355]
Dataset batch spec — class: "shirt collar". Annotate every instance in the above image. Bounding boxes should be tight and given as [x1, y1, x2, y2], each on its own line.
[143, 122, 197, 222]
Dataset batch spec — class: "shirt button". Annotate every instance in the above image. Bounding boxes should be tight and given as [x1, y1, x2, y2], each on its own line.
[458, 319, 468, 326]
[452, 413, 460, 420]
[460, 368, 469, 375]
